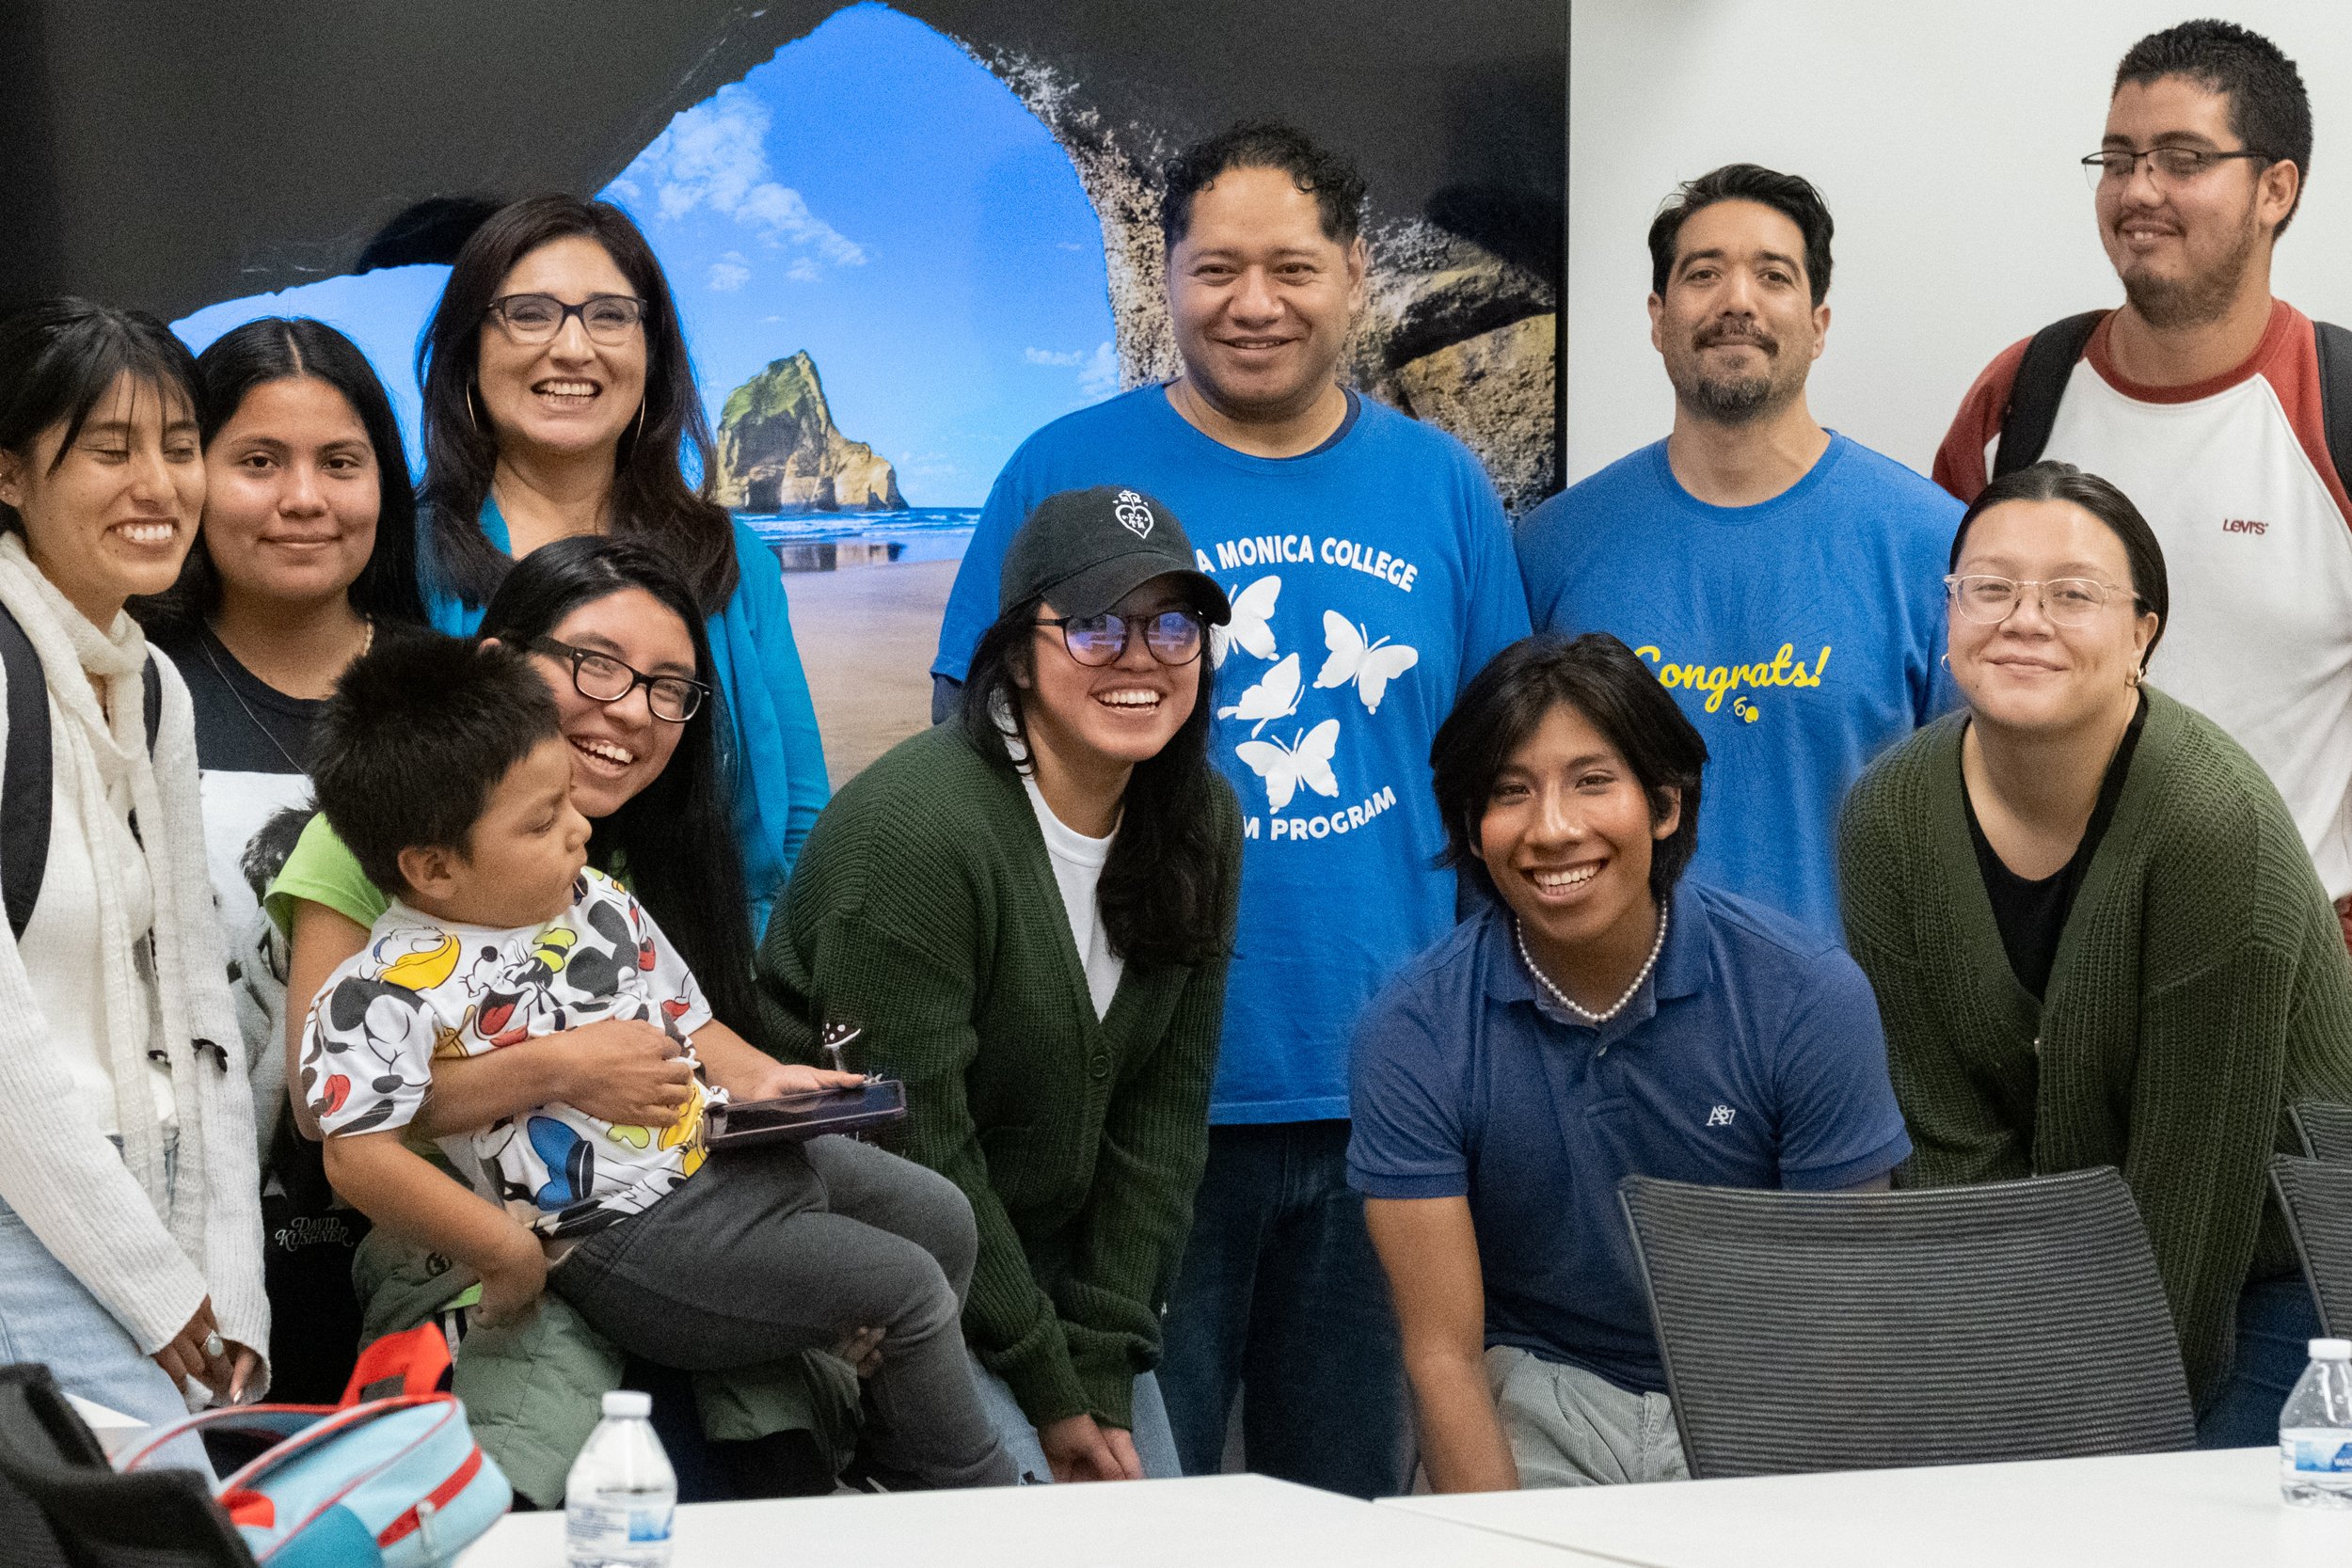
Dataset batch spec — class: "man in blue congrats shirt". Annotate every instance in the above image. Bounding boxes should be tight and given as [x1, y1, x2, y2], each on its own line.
[1516, 164, 1959, 941]
[932, 121, 1529, 1497]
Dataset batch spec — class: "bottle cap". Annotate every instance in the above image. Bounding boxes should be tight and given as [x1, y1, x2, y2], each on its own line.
[2312, 1338, 2352, 1360]
[602, 1390, 653, 1418]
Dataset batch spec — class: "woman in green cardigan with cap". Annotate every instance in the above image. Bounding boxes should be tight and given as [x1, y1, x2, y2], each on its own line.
[759, 485, 1241, 1483]
[1840, 459, 2352, 1448]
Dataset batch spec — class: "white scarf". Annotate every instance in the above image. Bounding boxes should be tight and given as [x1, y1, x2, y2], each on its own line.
[0, 534, 206, 1261]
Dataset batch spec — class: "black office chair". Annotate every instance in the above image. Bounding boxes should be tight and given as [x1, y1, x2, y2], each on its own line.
[2289, 1101, 2352, 1163]
[0, 1364, 255, 1568]
[1620, 1168, 2197, 1479]
[2270, 1155, 2352, 1338]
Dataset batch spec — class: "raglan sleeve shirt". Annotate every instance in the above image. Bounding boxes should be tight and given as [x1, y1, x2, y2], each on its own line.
[1931, 335, 2033, 503]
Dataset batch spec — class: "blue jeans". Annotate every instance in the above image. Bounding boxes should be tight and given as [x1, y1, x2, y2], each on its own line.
[2196, 1275, 2323, 1448]
[1156, 1120, 1407, 1497]
[0, 1182, 209, 1476]
[968, 1355, 1179, 1481]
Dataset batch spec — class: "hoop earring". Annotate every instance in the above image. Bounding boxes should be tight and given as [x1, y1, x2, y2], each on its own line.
[632, 399, 648, 450]
[1939, 652, 1950, 671]
[465, 382, 484, 436]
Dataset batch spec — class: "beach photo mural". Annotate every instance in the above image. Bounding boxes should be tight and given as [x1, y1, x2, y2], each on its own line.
[162, 0, 1563, 784]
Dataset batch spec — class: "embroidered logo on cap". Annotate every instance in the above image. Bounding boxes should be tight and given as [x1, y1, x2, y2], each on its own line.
[1115, 490, 1153, 539]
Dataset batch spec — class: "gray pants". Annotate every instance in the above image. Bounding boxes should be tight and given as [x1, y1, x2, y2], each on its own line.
[551, 1137, 1017, 1489]
[1485, 1344, 1689, 1488]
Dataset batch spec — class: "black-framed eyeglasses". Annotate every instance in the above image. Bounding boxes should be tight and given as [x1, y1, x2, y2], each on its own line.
[485, 293, 649, 345]
[1034, 609, 1206, 668]
[2080, 146, 2273, 190]
[531, 637, 708, 721]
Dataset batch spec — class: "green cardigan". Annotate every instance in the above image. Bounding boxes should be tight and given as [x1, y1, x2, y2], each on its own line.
[757, 723, 1241, 1430]
[1840, 689, 2352, 1409]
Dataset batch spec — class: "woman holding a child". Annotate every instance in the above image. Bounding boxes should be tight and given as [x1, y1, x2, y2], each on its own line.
[0, 299, 269, 1448]
[762, 487, 1244, 1483]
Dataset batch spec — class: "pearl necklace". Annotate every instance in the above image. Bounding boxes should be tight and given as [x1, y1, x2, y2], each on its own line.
[1516, 905, 1669, 1026]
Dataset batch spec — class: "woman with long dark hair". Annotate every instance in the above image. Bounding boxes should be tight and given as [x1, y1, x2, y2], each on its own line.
[761, 486, 1242, 1484]
[269, 535, 864, 1500]
[0, 299, 267, 1458]
[411, 193, 826, 930]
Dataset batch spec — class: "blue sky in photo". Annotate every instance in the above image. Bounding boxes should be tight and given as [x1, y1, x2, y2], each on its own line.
[174, 3, 1117, 505]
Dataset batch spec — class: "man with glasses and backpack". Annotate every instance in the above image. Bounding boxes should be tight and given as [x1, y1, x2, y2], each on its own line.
[1934, 21, 2352, 940]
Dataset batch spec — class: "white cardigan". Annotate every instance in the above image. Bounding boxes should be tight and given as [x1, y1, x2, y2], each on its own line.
[0, 641, 269, 1370]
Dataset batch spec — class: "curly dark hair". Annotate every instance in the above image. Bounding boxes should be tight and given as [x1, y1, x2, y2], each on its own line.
[1161, 120, 1368, 252]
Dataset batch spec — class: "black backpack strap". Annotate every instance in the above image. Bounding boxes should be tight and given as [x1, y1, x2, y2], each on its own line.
[0, 602, 52, 946]
[1994, 309, 2108, 479]
[2312, 321, 2352, 502]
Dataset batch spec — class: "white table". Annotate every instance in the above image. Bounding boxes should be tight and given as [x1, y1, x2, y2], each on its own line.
[1381, 1447, 2352, 1567]
[456, 1472, 1577, 1565]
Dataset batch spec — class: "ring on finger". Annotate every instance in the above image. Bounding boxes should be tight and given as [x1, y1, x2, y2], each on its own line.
[202, 1331, 226, 1360]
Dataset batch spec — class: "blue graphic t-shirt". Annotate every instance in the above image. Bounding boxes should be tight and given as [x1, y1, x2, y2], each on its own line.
[1515, 435, 1960, 940]
[933, 387, 1530, 1122]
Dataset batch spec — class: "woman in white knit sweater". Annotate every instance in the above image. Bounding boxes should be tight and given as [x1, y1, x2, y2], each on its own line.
[0, 299, 268, 1449]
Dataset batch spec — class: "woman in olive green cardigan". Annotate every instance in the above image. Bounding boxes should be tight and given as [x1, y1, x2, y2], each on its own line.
[760, 487, 1241, 1483]
[1840, 461, 2352, 1446]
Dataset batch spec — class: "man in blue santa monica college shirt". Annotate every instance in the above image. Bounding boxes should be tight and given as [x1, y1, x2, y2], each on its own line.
[932, 121, 1529, 1496]
[1515, 164, 1959, 941]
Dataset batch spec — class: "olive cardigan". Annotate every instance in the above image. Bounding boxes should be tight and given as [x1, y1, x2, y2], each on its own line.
[1839, 688, 2352, 1408]
[758, 723, 1241, 1430]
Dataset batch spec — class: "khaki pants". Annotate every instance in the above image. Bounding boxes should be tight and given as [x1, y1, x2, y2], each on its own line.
[1485, 1344, 1690, 1488]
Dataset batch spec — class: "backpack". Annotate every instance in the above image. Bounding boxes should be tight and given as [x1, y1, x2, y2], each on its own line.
[1994, 309, 2352, 492]
[0, 598, 162, 942]
[120, 1323, 512, 1568]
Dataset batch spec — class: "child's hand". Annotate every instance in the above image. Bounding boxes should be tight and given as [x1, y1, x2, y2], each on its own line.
[475, 1227, 548, 1328]
[735, 1061, 867, 1100]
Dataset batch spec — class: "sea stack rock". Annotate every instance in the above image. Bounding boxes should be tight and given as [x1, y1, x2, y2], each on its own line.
[715, 351, 907, 513]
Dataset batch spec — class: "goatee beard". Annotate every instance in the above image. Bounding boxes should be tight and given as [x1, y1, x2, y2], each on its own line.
[1688, 372, 1779, 424]
[2121, 214, 2261, 331]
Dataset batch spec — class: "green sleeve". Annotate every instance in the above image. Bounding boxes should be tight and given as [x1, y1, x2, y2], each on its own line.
[1057, 800, 1240, 1428]
[263, 812, 389, 937]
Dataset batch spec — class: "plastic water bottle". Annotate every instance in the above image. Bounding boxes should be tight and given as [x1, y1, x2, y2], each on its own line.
[2280, 1337, 2352, 1508]
[566, 1390, 677, 1565]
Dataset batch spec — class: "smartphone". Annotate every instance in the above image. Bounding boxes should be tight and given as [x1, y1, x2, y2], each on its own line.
[706, 1079, 909, 1150]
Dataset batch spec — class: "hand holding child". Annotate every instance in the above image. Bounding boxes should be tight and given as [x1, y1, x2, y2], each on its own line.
[475, 1226, 549, 1328]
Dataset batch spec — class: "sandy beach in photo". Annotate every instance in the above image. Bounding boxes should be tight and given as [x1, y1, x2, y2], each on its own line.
[779, 555, 961, 785]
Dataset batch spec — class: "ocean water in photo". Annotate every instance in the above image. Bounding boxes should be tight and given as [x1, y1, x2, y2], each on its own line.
[742, 506, 978, 571]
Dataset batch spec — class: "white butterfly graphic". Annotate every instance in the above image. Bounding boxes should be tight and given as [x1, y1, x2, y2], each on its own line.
[1216, 653, 1303, 737]
[1210, 574, 1281, 668]
[1315, 611, 1420, 715]
[1234, 720, 1342, 812]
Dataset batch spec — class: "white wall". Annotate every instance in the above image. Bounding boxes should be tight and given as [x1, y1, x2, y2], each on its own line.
[1566, 0, 2352, 485]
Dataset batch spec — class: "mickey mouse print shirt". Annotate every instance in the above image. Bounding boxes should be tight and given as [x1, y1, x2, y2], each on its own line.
[300, 867, 719, 1239]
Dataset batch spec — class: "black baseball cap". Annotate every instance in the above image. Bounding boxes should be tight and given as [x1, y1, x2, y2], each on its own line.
[999, 486, 1232, 625]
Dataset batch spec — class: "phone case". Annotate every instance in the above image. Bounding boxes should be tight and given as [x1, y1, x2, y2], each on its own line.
[705, 1079, 908, 1149]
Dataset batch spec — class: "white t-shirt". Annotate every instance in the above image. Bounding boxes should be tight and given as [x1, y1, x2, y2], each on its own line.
[1021, 774, 1124, 1019]
[24, 715, 176, 1135]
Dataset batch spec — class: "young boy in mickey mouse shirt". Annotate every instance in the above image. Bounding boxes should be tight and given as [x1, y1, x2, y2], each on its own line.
[299, 635, 1014, 1488]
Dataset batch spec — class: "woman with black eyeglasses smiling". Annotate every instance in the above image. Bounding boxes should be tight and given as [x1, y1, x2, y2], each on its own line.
[1839, 459, 2352, 1449]
[413, 193, 827, 935]
[761, 486, 1242, 1484]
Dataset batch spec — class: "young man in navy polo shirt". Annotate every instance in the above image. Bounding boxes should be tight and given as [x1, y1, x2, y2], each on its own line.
[1349, 634, 1909, 1490]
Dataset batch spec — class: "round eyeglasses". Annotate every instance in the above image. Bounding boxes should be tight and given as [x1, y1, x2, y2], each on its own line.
[1035, 609, 1206, 668]
[485, 293, 649, 345]
[1944, 574, 2139, 627]
[531, 637, 708, 721]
